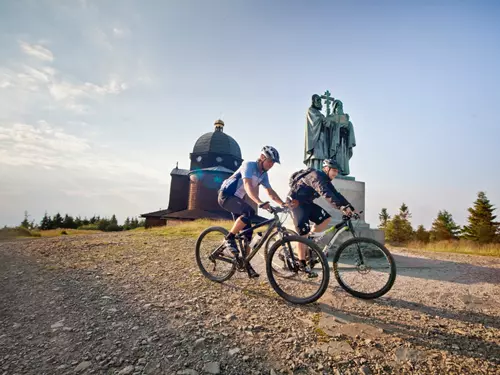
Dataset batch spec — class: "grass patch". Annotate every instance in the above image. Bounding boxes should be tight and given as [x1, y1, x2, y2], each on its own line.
[311, 312, 321, 325]
[310, 312, 330, 342]
[0, 227, 103, 239]
[146, 219, 233, 238]
[0, 227, 41, 239]
[392, 240, 500, 257]
[34, 229, 103, 237]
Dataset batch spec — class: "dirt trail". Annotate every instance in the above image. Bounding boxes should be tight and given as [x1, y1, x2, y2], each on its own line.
[1, 232, 499, 374]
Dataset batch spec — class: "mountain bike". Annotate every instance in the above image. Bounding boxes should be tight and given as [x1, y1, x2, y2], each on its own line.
[308, 211, 397, 299]
[195, 203, 330, 305]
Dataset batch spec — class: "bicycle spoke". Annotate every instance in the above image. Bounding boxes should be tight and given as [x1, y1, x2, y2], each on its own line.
[333, 237, 396, 299]
[195, 227, 236, 282]
[266, 236, 330, 305]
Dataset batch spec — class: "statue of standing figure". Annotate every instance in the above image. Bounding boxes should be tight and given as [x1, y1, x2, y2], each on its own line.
[303, 91, 356, 177]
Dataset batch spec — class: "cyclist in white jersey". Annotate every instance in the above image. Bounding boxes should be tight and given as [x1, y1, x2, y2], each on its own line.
[218, 146, 287, 278]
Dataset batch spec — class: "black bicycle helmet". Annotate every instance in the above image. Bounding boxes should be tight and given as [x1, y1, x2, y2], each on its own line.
[322, 158, 340, 170]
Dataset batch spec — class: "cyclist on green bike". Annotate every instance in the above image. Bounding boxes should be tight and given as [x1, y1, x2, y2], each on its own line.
[287, 158, 356, 273]
[218, 146, 288, 278]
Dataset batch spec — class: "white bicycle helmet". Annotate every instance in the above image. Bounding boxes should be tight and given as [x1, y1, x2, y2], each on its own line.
[261, 145, 280, 164]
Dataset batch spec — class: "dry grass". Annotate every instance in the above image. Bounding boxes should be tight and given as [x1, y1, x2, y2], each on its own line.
[0, 227, 103, 240]
[400, 240, 500, 257]
[142, 219, 234, 238]
[0, 227, 40, 239]
[34, 229, 103, 237]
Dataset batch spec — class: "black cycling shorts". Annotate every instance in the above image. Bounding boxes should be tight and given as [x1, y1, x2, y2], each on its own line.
[218, 192, 255, 220]
[291, 202, 330, 236]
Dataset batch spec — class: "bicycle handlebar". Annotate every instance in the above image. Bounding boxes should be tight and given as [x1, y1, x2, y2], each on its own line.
[342, 210, 363, 221]
[258, 201, 290, 214]
[259, 201, 363, 219]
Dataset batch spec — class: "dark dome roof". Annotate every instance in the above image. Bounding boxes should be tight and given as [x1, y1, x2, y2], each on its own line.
[192, 124, 242, 159]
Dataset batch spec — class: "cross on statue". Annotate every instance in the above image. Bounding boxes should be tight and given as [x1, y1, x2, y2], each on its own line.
[321, 90, 335, 116]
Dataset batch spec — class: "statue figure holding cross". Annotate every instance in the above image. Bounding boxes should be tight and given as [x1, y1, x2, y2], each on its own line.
[303, 90, 356, 177]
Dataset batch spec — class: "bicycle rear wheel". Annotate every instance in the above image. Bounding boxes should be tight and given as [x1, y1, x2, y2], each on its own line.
[266, 235, 330, 305]
[195, 226, 236, 282]
[333, 237, 396, 299]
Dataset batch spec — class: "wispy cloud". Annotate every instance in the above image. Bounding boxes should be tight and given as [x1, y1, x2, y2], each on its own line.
[112, 27, 130, 38]
[19, 41, 54, 62]
[0, 121, 165, 183]
[48, 78, 128, 112]
[1, 42, 129, 113]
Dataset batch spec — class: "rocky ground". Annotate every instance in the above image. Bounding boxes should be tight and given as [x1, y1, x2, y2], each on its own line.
[1, 231, 499, 375]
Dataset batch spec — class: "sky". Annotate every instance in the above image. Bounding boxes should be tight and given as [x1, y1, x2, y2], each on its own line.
[0, 0, 499, 228]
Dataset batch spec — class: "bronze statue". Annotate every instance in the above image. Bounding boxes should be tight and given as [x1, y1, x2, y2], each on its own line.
[304, 91, 356, 177]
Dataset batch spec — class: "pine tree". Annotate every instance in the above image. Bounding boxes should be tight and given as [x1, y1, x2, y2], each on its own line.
[62, 214, 76, 229]
[415, 225, 430, 243]
[40, 212, 51, 230]
[378, 208, 391, 230]
[429, 210, 460, 241]
[131, 217, 139, 229]
[124, 217, 131, 230]
[110, 214, 118, 225]
[53, 213, 63, 229]
[74, 216, 82, 228]
[399, 203, 411, 220]
[97, 218, 109, 231]
[462, 192, 499, 243]
[20, 211, 30, 229]
[385, 214, 414, 243]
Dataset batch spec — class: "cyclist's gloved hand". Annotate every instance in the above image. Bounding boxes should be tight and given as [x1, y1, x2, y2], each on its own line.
[341, 205, 354, 217]
[286, 198, 299, 209]
[259, 201, 271, 210]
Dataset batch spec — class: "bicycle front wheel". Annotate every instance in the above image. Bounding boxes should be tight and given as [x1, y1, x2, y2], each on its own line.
[264, 228, 298, 262]
[266, 235, 330, 305]
[333, 237, 396, 299]
[195, 226, 236, 282]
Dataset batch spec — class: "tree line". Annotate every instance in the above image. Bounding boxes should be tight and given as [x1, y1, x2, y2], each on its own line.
[19, 212, 145, 232]
[379, 191, 499, 244]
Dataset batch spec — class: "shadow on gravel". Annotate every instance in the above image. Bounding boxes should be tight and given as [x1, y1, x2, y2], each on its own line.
[391, 253, 500, 285]
[373, 297, 500, 330]
[318, 300, 500, 366]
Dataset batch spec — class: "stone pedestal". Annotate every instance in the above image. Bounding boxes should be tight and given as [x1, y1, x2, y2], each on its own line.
[313, 177, 385, 246]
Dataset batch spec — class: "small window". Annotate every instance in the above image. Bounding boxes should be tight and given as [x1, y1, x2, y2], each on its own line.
[234, 160, 238, 166]
[216, 157, 223, 162]
[196, 156, 202, 162]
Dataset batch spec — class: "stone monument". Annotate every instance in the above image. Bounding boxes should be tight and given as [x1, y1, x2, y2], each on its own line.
[303, 90, 384, 244]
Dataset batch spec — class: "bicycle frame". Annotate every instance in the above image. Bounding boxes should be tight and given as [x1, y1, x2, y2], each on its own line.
[312, 217, 359, 256]
[234, 214, 286, 263]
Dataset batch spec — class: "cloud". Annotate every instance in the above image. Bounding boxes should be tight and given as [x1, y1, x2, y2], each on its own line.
[0, 122, 91, 167]
[112, 27, 130, 37]
[0, 65, 53, 93]
[48, 78, 128, 112]
[1, 57, 128, 113]
[0, 121, 165, 183]
[19, 41, 54, 62]
[0, 120, 169, 226]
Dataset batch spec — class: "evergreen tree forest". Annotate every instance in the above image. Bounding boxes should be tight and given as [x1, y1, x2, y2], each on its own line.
[378, 191, 499, 246]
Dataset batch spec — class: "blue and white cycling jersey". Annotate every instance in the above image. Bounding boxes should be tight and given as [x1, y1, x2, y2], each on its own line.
[220, 161, 271, 199]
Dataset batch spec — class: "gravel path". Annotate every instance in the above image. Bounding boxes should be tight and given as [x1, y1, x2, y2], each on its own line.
[1, 231, 499, 374]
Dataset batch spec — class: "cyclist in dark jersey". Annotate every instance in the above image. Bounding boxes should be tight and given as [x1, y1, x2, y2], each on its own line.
[218, 146, 287, 278]
[287, 158, 356, 274]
